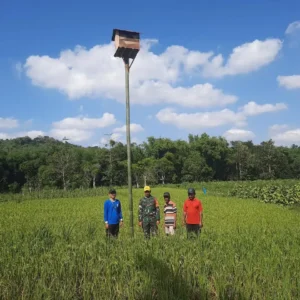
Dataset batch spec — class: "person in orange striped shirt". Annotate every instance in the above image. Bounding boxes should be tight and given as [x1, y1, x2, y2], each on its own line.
[163, 192, 177, 236]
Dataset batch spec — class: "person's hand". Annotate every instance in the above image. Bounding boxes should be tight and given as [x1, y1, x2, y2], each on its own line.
[138, 222, 142, 227]
[105, 223, 109, 229]
[120, 221, 124, 227]
[156, 221, 160, 225]
[200, 223, 203, 228]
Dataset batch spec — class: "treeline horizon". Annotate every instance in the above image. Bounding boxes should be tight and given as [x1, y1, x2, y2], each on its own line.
[0, 133, 300, 193]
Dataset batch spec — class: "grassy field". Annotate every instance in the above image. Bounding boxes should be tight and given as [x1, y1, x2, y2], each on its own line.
[1, 179, 300, 206]
[0, 187, 299, 299]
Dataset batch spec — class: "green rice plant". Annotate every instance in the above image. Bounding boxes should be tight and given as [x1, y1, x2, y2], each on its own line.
[0, 188, 299, 299]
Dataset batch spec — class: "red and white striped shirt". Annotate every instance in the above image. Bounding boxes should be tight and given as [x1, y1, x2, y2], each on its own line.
[164, 200, 177, 227]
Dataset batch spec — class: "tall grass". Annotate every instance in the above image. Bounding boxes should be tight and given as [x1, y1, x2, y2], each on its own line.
[0, 188, 299, 299]
[1, 179, 299, 203]
[0, 186, 108, 202]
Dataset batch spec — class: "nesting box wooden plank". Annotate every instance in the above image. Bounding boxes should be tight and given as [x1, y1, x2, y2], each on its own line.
[117, 37, 140, 50]
[114, 47, 139, 59]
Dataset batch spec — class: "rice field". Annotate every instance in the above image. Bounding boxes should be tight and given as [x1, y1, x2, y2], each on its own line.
[0, 188, 299, 299]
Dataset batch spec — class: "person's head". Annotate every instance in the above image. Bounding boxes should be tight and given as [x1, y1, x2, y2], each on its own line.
[188, 188, 196, 200]
[109, 188, 117, 200]
[144, 186, 151, 197]
[163, 192, 170, 204]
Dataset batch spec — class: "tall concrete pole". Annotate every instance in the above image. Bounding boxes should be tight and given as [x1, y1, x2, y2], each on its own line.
[124, 57, 134, 237]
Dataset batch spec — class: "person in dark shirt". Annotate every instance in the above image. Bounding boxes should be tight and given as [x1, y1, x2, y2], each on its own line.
[138, 186, 160, 239]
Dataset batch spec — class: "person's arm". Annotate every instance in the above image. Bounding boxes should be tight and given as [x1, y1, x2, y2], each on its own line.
[138, 198, 143, 226]
[173, 202, 177, 228]
[183, 201, 187, 225]
[118, 201, 123, 226]
[155, 198, 160, 224]
[199, 201, 203, 228]
[104, 201, 109, 228]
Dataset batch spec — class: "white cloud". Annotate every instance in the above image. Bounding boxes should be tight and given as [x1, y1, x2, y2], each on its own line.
[285, 21, 300, 35]
[99, 123, 145, 144]
[240, 101, 287, 116]
[99, 123, 144, 145]
[269, 124, 290, 136]
[52, 113, 116, 130]
[156, 108, 247, 130]
[0, 113, 102, 143]
[272, 129, 300, 146]
[130, 81, 237, 108]
[202, 39, 283, 78]
[223, 129, 255, 141]
[0, 114, 135, 144]
[22, 130, 44, 139]
[49, 112, 116, 143]
[0, 130, 44, 140]
[23, 42, 181, 101]
[269, 124, 300, 146]
[284, 21, 300, 48]
[0, 117, 19, 129]
[100, 133, 124, 145]
[49, 128, 92, 142]
[156, 100, 287, 131]
[277, 75, 300, 89]
[111, 133, 123, 142]
[99, 137, 108, 145]
[0, 133, 9, 139]
[23, 37, 281, 107]
[113, 123, 144, 134]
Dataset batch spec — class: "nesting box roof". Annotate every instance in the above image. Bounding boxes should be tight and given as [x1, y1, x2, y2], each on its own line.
[111, 29, 140, 41]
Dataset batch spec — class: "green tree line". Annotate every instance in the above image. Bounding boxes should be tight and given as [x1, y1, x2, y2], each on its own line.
[1, 133, 300, 193]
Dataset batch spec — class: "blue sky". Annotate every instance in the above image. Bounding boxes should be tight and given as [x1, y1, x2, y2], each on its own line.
[1, 0, 300, 146]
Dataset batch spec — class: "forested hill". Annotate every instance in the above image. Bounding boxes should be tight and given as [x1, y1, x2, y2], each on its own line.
[1, 133, 300, 193]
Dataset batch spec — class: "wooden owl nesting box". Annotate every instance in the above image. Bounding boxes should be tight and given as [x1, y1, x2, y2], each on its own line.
[111, 29, 140, 59]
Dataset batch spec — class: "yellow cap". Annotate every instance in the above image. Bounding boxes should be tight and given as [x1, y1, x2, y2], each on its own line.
[144, 186, 151, 191]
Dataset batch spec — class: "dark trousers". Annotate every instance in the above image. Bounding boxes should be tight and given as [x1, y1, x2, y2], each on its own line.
[106, 224, 119, 238]
[186, 224, 200, 239]
[142, 220, 158, 239]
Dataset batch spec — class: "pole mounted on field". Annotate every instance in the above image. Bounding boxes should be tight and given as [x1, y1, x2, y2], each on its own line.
[111, 28, 140, 238]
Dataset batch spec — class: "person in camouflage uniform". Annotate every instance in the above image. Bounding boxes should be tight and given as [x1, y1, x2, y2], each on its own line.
[138, 186, 160, 239]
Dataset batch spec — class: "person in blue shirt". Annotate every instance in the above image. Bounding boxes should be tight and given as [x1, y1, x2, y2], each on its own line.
[104, 188, 123, 238]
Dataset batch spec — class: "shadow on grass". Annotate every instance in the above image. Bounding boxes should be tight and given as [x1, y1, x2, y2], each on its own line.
[135, 253, 207, 300]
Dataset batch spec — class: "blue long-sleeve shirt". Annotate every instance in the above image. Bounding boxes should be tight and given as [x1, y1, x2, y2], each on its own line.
[104, 199, 123, 225]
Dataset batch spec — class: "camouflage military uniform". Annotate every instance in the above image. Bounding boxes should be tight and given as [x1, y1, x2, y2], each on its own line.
[138, 195, 160, 238]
